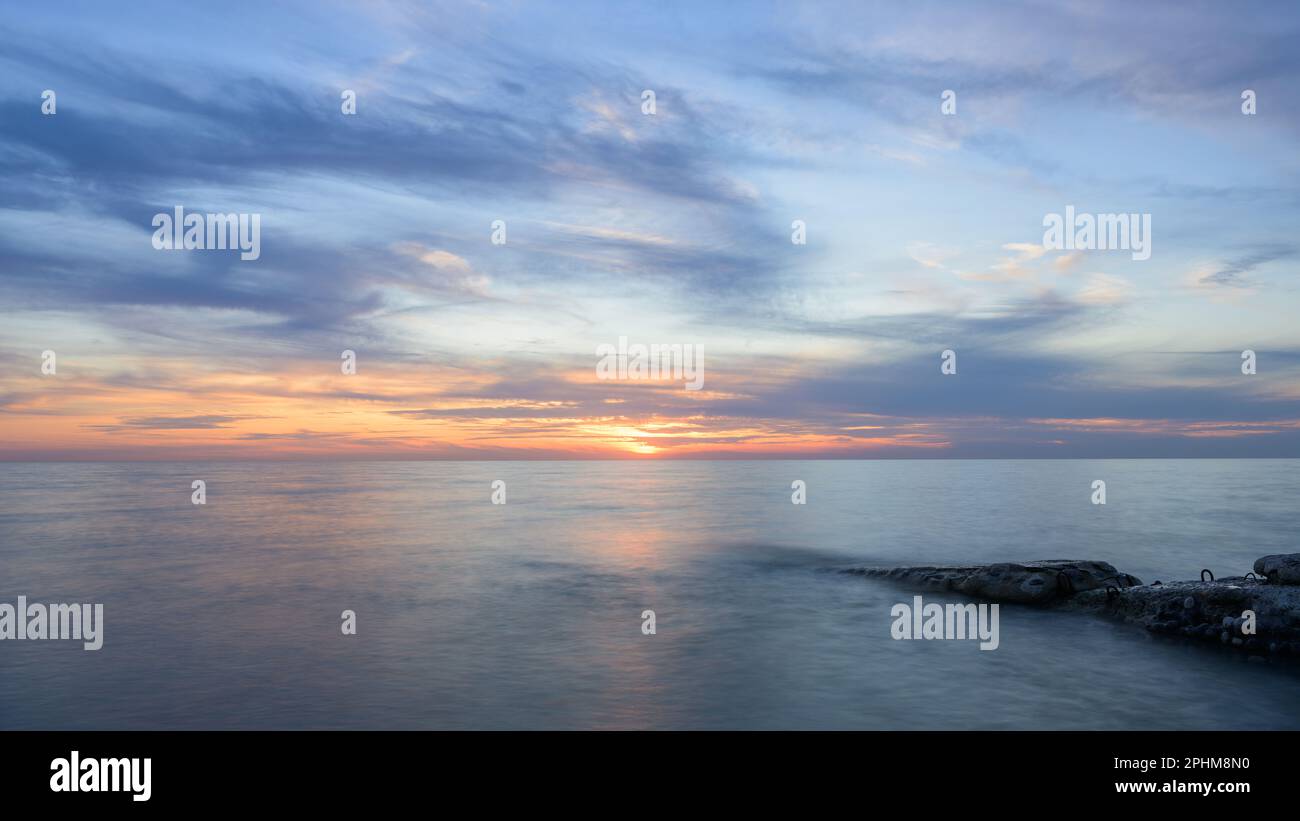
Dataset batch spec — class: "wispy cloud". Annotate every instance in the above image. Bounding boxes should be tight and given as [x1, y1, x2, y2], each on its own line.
[2, 1, 1300, 458]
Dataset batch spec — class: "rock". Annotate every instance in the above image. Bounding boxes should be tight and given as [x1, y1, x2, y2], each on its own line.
[1063, 576, 1300, 648]
[1254, 554, 1300, 585]
[847, 559, 1138, 605]
[849, 559, 1300, 658]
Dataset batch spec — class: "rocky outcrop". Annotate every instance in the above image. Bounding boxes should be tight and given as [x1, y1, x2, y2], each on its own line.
[850, 556, 1300, 658]
[1253, 554, 1300, 585]
[1061, 577, 1300, 656]
[848, 559, 1139, 605]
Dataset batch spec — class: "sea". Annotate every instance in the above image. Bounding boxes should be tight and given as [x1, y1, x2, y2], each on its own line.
[2, 459, 1297, 729]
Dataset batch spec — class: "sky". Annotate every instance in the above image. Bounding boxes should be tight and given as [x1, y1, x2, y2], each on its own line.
[2, 0, 1299, 459]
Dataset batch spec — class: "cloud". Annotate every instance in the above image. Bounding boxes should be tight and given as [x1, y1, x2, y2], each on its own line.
[392, 244, 491, 297]
[2, 2, 1300, 459]
[1194, 245, 1294, 289]
[1075, 273, 1132, 305]
[87, 415, 248, 432]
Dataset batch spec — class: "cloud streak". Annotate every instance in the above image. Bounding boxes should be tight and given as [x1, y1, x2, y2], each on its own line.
[2, 1, 1299, 458]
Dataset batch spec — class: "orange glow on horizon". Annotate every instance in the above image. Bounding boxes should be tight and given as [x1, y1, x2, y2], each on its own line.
[4, 358, 1295, 459]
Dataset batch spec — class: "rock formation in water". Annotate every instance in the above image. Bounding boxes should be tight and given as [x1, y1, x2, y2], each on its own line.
[852, 555, 1300, 659]
[1254, 554, 1300, 585]
[848, 559, 1139, 605]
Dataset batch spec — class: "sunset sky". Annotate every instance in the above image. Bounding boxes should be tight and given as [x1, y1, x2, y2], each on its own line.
[2, 0, 1300, 459]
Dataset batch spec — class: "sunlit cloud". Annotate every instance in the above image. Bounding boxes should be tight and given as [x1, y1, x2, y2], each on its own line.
[2, 1, 1300, 458]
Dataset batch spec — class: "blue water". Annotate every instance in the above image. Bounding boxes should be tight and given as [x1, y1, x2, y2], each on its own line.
[1, 459, 1297, 729]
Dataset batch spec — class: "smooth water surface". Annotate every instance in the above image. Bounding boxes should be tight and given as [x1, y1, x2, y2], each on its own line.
[1, 459, 1297, 729]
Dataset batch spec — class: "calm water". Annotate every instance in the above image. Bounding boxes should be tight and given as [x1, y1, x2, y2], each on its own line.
[1, 459, 1297, 729]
